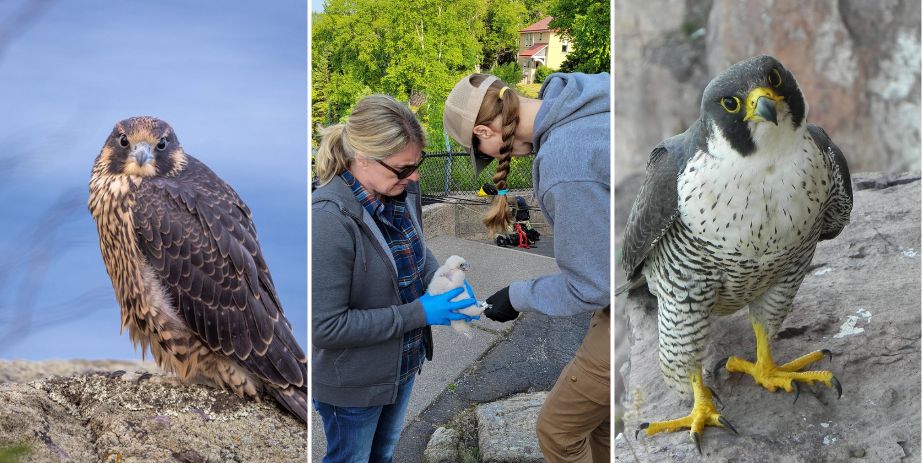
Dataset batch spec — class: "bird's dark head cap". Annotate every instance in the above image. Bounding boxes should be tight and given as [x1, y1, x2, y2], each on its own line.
[100, 116, 186, 178]
[700, 55, 807, 156]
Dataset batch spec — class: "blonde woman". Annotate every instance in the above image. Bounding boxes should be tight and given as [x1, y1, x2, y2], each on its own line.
[312, 94, 478, 462]
[444, 73, 611, 462]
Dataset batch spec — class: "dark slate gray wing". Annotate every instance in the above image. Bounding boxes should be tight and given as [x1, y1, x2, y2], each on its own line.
[621, 133, 692, 285]
[808, 124, 853, 241]
[133, 156, 307, 391]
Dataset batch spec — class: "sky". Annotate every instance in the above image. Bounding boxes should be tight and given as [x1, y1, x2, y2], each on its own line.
[0, 0, 308, 360]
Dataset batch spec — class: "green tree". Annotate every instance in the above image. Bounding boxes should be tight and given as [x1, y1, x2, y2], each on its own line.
[523, 0, 555, 22]
[548, 0, 610, 74]
[481, 0, 527, 69]
[311, 0, 486, 144]
[534, 63, 554, 83]
[490, 61, 523, 85]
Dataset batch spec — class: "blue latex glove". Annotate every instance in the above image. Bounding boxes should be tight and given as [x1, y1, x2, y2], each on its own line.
[463, 279, 481, 322]
[463, 279, 477, 302]
[420, 287, 479, 326]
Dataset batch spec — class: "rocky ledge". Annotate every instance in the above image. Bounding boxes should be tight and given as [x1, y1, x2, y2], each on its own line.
[0, 361, 305, 462]
[424, 392, 547, 463]
[616, 173, 921, 462]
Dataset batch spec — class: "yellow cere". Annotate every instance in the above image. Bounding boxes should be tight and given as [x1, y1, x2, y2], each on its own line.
[743, 87, 783, 122]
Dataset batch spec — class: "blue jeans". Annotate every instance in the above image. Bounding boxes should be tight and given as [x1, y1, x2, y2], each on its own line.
[313, 376, 416, 463]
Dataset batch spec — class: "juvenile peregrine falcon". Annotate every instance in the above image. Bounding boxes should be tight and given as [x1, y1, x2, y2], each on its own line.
[89, 117, 307, 422]
[621, 56, 851, 449]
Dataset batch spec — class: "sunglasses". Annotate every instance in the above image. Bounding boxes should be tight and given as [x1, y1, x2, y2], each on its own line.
[376, 151, 426, 180]
[471, 136, 496, 163]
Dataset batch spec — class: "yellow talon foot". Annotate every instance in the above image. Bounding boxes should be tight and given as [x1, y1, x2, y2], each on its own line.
[724, 353, 836, 392]
[715, 322, 843, 401]
[635, 369, 738, 454]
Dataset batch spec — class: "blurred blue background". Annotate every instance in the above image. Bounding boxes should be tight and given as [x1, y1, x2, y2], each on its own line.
[0, 0, 307, 359]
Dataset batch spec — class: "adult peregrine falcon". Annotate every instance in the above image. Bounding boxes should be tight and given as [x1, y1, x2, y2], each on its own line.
[89, 116, 307, 422]
[621, 56, 852, 449]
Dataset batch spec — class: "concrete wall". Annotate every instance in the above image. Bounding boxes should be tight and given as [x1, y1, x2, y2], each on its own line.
[422, 193, 553, 242]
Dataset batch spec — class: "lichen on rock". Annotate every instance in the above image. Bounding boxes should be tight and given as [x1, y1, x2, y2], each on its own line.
[0, 363, 305, 462]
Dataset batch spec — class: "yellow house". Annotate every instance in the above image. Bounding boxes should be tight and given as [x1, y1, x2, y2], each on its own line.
[517, 16, 572, 84]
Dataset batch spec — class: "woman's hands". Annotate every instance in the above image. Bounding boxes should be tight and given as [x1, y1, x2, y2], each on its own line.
[420, 286, 479, 326]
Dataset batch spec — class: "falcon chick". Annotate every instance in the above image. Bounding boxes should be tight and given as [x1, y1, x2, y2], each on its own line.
[89, 116, 307, 422]
[426, 255, 484, 339]
[620, 56, 852, 450]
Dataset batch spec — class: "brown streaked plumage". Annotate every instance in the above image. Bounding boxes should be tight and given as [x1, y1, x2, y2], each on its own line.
[89, 116, 307, 422]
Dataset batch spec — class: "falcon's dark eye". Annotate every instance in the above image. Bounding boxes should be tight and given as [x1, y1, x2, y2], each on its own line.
[118, 134, 129, 148]
[156, 138, 168, 151]
[720, 96, 741, 113]
[769, 68, 783, 88]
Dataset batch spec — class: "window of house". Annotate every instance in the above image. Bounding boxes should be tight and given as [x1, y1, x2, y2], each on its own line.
[562, 40, 569, 53]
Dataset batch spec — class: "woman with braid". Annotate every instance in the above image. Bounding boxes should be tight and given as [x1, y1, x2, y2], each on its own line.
[444, 73, 611, 462]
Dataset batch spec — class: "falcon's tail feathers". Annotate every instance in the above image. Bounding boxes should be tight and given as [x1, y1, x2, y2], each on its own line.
[270, 385, 308, 423]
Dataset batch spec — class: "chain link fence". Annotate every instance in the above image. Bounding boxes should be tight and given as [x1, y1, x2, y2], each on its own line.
[418, 150, 534, 196]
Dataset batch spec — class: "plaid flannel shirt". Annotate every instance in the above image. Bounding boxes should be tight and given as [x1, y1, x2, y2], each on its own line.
[342, 171, 426, 384]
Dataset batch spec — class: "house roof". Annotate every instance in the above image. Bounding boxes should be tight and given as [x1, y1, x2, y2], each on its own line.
[520, 16, 553, 33]
[518, 43, 547, 57]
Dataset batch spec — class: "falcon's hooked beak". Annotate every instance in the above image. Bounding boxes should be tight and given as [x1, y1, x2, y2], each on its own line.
[743, 87, 780, 125]
[123, 140, 159, 177]
[130, 142, 153, 166]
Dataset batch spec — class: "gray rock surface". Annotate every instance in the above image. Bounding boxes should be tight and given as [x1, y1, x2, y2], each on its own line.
[615, 174, 921, 461]
[475, 392, 547, 463]
[423, 426, 462, 463]
[0, 368, 306, 462]
[614, 0, 921, 184]
[0, 359, 159, 384]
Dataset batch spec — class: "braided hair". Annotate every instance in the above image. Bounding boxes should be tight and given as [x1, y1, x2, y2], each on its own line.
[471, 75, 519, 236]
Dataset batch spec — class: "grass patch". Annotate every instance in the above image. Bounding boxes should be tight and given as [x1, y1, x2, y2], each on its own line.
[461, 445, 480, 463]
[445, 405, 481, 463]
[0, 442, 31, 463]
[517, 83, 542, 98]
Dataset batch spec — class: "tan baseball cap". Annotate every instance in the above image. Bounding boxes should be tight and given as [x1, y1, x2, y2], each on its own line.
[444, 74, 499, 176]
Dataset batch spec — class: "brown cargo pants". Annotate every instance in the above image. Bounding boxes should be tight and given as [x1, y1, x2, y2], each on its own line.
[537, 309, 611, 462]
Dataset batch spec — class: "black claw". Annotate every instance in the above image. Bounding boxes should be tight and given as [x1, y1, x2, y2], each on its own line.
[107, 370, 126, 379]
[635, 422, 649, 440]
[712, 357, 729, 377]
[708, 386, 723, 408]
[793, 381, 800, 404]
[692, 431, 702, 454]
[821, 349, 833, 362]
[832, 376, 842, 399]
[137, 372, 153, 383]
[718, 415, 739, 435]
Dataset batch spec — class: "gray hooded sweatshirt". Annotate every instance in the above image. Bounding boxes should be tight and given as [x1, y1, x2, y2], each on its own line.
[508, 73, 611, 316]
